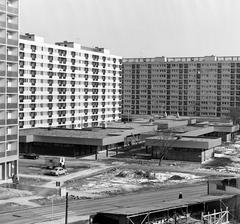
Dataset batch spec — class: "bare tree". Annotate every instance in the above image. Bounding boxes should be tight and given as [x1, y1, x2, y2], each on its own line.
[228, 107, 240, 125]
[150, 130, 180, 166]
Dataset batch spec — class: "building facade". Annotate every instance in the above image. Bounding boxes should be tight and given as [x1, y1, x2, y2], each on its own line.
[19, 34, 122, 129]
[123, 56, 240, 118]
[0, 0, 19, 182]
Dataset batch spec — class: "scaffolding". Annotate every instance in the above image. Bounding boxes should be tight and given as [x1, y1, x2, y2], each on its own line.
[201, 208, 229, 224]
[128, 208, 230, 224]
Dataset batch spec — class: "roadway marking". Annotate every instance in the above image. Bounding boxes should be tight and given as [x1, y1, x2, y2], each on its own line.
[44, 211, 75, 219]
[12, 214, 21, 218]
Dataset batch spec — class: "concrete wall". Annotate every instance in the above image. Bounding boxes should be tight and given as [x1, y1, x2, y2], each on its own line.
[24, 135, 104, 146]
[152, 147, 202, 162]
[20, 142, 98, 157]
[155, 120, 189, 129]
[214, 124, 239, 133]
[102, 136, 124, 146]
[152, 146, 214, 162]
[208, 178, 240, 195]
[146, 137, 221, 150]
[201, 148, 214, 162]
[181, 126, 214, 137]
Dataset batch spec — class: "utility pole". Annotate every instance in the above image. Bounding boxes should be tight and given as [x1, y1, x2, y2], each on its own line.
[65, 192, 68, 224]
[51, 198, 54, 223]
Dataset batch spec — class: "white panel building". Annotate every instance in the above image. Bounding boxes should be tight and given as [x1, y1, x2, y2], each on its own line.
[19, 34, 122, 129]
[123, 56, 240, 118]
[0, 0, 19, 183]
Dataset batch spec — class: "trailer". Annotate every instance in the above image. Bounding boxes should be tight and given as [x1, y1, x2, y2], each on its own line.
[44, 156, 65, 169]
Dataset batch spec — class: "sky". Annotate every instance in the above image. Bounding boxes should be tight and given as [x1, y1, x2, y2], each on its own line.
[20, 0, 240, 58]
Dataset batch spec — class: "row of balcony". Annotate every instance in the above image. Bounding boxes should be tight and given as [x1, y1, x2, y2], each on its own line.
[20, 53, 121, 66]
[0, 20, 18, 30]
[0, 53, 17, 61]
[19, 111, 120, 121]
[0, 103, 17, 109]
[0, 118, 17, 125]
[0, 133, 17, 141]
[0, 2, 18, 13]
[7, 39, 18, 46]
[19, 112, 118, 121]
[0, 86, 17, 93]
[0, 150, 17, 158]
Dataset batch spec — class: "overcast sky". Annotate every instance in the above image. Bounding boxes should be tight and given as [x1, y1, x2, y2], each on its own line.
[20, 0, 240, 58]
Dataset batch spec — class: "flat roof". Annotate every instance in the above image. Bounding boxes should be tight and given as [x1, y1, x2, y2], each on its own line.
[107, 121, 157, 129]
[143, 125, 201, 135]
[20, 128, 126, 139]
[180, 137, 219, 143]
[147, 135, 217, 142]
[170, 125, 201, 133]
[98, 194, 234, 216]
[20, 122, 157, 140]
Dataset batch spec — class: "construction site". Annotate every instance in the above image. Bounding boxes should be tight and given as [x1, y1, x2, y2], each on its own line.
[0, 117, 239, 223]
[91, 192, 237, 224]
[89, 175, 240, 224]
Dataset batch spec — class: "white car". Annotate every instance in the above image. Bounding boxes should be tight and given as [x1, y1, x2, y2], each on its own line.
[49, 167, 67, 176]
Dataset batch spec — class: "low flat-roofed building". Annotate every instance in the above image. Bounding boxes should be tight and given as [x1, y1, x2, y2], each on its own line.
[154, 118, 192, 129]
[145, 122, 239, 162]
[19, 122, 157, 157]
[146, 136, 221, 162]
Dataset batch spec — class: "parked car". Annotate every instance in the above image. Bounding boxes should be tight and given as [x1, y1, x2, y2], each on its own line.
[48, 167, 67, 176]
[22, 153, 39, 160]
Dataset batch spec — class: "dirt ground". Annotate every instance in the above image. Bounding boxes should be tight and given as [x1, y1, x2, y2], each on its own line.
[1, 141, 240, 209]
[201, 140, 240, 174]
[63, 167, 205, 198]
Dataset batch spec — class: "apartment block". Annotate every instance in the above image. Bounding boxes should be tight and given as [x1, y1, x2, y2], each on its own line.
[19, 34, 122, 129]
[123, 56, 240, 118]
[0, 0, 19, 182]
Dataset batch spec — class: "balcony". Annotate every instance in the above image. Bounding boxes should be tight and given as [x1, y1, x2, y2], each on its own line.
[7, 87, 17, 93]
[7, 150, 17, 156]
[7, 103, 17, 109]
[7, 134, 17, 141]
[0, 103, 5, 109]
[0, 21, 5, 28]
[7, 39, 18, 46]
[0, 4, 5, 11]
[0, 54, 5, 60]
[7, 6, 18, 14]
[7, 119, 17, 125]
[0, 134, 5, 141]
[7, 23, 18, 30]
[7, 55, 17, 61]
[0, 37, 5, 44]
[7, 71, 17, 77]
[0, 86, 5, 92]
[0, 151, 5, 158]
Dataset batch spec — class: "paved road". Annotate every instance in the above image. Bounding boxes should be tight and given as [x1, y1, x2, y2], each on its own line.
[0, 183, 207, 224]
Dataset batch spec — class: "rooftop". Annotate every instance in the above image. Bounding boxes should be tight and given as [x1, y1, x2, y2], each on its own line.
[20, 128, 127, 139]
[146, 135, 218, 143]
[97, 194, 233, 216]
[20, 33, 113, 55]
[20, 122, 157, 140]
[107, 121, 156, 129]
[143, 125, 205, 136]
[169, 125, 201, 133]
[123, 55, 240, 63]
